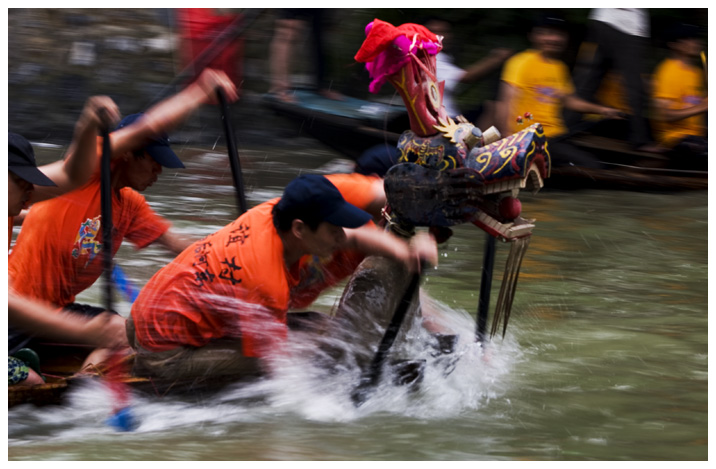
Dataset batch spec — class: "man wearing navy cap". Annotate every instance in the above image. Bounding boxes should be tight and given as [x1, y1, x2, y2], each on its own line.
[8, 96, 120, 219]
[128, 174, 437, 381]
[9, 69, 238, 363]
[8, 132, 57, 218]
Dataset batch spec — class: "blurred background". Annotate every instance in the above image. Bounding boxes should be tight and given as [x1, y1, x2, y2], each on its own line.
[7, 8, 708, 146]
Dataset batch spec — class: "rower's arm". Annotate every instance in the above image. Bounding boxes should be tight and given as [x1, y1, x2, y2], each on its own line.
[562, 94, 624, 120]
[652, 97, 708, 122]
[460, 48, 513, 84]
[29, 95, 120, 204]
[8, 292, 128, 349]
[109, 68, 239, 157]
[344, 228, 437, 273]
[156, 229, 194, 254]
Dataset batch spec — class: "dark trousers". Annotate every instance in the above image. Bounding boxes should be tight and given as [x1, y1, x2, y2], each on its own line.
[566, 20, 652, 147]
[279, 9, 328, 90]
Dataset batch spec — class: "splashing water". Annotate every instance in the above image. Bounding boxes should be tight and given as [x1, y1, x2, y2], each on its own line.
[8, 297, 523, 440]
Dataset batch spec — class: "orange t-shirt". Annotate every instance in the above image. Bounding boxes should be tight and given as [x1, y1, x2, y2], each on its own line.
[131, 173, 382, 357]
[131, 199, 295, 357]
[8, 157, 170, 306]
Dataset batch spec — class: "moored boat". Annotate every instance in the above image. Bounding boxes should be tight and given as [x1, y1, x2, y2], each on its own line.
[263, 91, 706, 192]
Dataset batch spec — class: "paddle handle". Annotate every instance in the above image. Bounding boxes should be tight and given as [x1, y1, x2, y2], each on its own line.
[100, 126, 114, 313]
[475, 234, 496, 344]
[369, 267, 423, 378]
[217, 88, 248, 215]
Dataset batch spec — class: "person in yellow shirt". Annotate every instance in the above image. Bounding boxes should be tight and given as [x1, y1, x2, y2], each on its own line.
[651, 23, 707, 167]
[498, 13, 623, 168]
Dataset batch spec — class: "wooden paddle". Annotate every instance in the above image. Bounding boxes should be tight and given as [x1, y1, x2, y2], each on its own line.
[217, 87, 247, 215]
[351, 261, 426, 407]
[99, 127, 114, 316]
[475, 234, 496, 344]
[99, 121, 135, 432]
[111, 264, 139, 303]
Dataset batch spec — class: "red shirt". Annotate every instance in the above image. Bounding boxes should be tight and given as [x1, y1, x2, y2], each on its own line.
[8, 155, 170, 306]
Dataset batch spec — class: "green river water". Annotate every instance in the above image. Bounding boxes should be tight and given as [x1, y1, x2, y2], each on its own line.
[7, 144, 708, 461]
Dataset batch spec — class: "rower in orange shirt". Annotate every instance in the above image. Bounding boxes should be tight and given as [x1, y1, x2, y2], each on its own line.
[9, 69, 239, 369]
[128, 174, 437, 381]
[8, 97, 128, 386]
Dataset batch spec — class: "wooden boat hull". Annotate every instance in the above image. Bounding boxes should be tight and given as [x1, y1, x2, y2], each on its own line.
[8, 263, 421, 410]
[9, 380, 69, 408]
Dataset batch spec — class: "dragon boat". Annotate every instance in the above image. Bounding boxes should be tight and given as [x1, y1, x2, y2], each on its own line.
[320, 19, 549, 385]
[10, 19, 552, 410]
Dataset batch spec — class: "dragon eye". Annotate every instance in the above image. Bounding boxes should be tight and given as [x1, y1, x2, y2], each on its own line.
[428, 81, 441, 110]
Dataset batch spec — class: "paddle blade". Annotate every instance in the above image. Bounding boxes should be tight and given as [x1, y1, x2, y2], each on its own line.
[106, 406, 136, 432]
[105, 350, 136, 431]
[111, 265, 139, 303]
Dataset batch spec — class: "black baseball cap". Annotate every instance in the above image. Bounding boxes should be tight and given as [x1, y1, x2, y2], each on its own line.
[276, 174, 372, 228]
[8, 132, 57, 186]
[114, 113, 185, 169]
[668, 23, 703, 42]
[534, 12, 568, 31]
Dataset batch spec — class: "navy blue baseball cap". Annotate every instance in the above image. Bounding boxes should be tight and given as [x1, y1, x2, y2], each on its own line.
[355, 144, 398, 177]
[276, 174, 372, 228]
[114, 113, 185, 169]
[8, 132, 57, 186]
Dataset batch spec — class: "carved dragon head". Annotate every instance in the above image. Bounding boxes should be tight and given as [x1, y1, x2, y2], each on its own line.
[355, 19, 450, 138]
[356, 19, 552, 336]
[356, 18, 551, 242]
